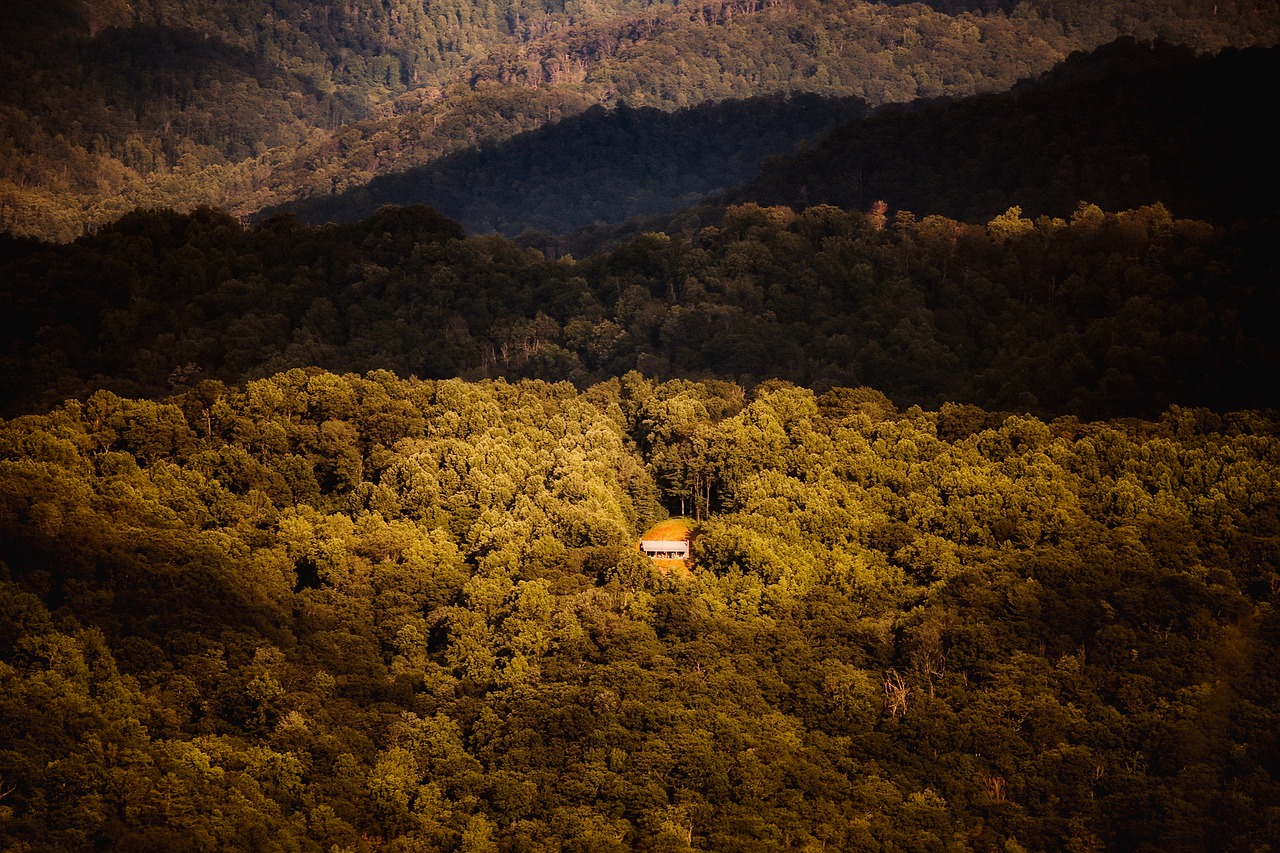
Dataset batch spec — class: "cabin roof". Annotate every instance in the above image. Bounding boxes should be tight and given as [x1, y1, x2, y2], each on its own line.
[640, 540, 689, 550]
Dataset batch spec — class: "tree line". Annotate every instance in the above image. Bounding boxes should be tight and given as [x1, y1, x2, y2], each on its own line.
[2, 198, 1276, 421]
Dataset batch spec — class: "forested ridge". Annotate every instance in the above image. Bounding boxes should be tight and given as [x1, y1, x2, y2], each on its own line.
[546, 37, 1280, 255]
[736, 39, 1280, 227]
[2, 371, 1278, 850]
[272, 38, 1280, 239]
[4, 0, 1279, 240]
[272, 93, 869, 237]
[3, 198, 1277, 421]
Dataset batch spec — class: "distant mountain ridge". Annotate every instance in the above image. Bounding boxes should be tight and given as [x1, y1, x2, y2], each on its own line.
[733, 38, 1279, 224]
[3, 0, 1278, 240]
[5, 43, 1280, 418]
[555, 36, 1277, 256]
[271, 93, 868, 236]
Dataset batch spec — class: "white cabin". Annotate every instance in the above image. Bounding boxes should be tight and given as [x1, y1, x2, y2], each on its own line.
[640, 539, 689, 560]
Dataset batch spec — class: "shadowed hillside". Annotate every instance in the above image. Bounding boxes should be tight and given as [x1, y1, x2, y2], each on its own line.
[274, 94, 867, 236]
[737, 39, 1279, 225]
[2, 199, 1276, 420]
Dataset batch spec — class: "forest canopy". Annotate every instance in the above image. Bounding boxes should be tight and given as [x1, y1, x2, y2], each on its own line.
[2, 198, 1276, 421]
[1, 371, 1278, 850]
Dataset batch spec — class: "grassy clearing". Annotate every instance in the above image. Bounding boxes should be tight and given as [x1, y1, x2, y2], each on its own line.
[639, 517, 695, 576]
[641, 517, 694, 542]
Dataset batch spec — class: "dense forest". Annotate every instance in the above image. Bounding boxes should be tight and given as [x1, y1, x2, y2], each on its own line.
[3, 199, 1277, 421]
[2, 372, 1278, 850]
[4, 0, 1280, 240]
[5, 1, 1280, 848]
[272, 38, 1280, 238]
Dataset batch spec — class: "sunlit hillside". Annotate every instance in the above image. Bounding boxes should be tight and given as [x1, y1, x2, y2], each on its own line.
[4, 0, 1279, 239]
[2, 372, 1277, 850]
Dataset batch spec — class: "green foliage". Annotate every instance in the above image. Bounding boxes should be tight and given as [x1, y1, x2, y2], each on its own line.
[2, 374, 1279, 849]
